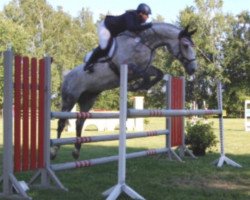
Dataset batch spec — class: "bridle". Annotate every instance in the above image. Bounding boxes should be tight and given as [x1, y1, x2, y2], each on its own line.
[175, 37, 197, 65]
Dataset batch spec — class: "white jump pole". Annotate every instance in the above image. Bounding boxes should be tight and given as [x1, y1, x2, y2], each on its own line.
[51, 130, 168, 146]
[103, 64, 145, 200]
[51, 148, 169, 171]
[213, 81, 242, 167]
[0, 50, 32, 199]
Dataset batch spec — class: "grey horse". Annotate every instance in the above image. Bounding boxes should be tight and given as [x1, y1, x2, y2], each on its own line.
[51, 23, 197, 160]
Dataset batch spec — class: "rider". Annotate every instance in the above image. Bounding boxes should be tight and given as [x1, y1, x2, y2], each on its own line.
[84, 3, 152, 72]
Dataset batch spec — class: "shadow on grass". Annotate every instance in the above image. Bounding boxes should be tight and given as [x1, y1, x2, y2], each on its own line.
[1, 144, 250, 200]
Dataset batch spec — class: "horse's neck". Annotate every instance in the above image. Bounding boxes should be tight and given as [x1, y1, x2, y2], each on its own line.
[153, 23, 180, 38]
[140, 23, 180, 49]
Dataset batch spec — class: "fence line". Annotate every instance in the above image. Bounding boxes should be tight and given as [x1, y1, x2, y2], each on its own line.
[1, 50, 242, 200]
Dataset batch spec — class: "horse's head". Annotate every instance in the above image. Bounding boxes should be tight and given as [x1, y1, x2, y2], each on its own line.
[174, 25, 198, 75]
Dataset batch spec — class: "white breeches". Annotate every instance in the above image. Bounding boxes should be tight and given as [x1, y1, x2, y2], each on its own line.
[98, 21, 111, 50]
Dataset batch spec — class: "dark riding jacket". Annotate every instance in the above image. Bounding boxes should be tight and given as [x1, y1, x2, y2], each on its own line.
[104, 10, 152, 37]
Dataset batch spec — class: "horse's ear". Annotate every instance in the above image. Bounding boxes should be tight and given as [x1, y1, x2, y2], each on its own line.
[189, 28, 197, 36]
[179, 25, 195, 39]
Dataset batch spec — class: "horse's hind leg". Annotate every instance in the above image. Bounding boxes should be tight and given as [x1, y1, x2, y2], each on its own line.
[50, 96, 76, 160]
[72, 91, 100, 160]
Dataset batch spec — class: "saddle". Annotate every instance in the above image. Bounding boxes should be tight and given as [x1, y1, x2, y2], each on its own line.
[84, 39, 116, 65]
[84, 29, 141, 62]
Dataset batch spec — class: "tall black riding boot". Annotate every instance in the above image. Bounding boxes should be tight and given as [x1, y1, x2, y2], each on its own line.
[84, 46, 103, 73]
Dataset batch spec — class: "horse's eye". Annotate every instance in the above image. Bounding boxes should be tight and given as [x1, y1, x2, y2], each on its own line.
[183, 44, 189, 49]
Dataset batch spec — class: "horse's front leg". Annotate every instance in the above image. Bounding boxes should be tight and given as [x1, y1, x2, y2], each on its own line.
[138, 65, 164, 90]
[127, 64, 163, 91]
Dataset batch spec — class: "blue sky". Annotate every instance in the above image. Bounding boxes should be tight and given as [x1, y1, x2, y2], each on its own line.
[0, 0, 249, 22]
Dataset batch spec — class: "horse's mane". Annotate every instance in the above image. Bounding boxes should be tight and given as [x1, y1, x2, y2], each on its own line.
[118, 22, 182, 40]
[150, 22, 181, 39]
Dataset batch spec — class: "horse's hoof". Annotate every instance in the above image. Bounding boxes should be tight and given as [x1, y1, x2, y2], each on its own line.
[50, 146, 60, 160]
[72, 150, 80, 160]
[50, 148, 57, 160]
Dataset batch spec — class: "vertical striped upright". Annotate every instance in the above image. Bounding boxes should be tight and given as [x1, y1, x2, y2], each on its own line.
[170, 77, 184, 147]
[13, 56, 46, 172]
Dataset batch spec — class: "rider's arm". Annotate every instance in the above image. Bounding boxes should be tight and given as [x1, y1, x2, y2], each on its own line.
[125, 12, 152, 32]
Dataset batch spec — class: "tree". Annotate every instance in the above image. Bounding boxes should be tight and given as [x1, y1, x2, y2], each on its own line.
[222, 11, 250, 116]
[1, 0, 97, 110]
[0, 13, 31, 107]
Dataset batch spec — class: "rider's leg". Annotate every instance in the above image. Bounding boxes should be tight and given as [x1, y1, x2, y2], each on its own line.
[84, 21, 111, 72]
[84, 46, 103, 72]
[98, 21, 111, 49]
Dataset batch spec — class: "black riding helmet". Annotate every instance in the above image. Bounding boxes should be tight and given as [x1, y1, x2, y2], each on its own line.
[136, 3, 152, 15]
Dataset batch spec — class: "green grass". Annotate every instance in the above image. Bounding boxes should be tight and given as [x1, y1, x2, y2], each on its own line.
[1, 117, 250, 200]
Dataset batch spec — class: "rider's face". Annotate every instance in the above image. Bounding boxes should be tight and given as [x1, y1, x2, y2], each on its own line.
[139, 12, 149, 23]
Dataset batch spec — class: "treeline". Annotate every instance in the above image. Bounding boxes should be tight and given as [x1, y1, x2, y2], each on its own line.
[0, 0, 249, 117]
